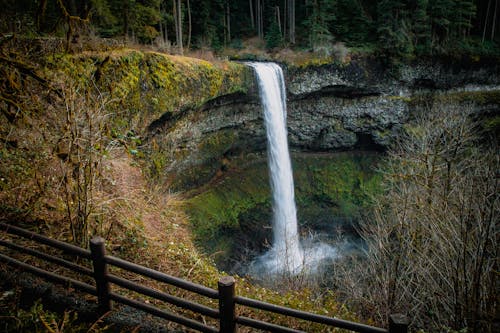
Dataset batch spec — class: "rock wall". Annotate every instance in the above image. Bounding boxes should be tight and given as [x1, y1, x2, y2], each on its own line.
[148, 58, 500, 190]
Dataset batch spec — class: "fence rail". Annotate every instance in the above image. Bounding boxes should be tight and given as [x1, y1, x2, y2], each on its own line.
[0, 222, 409, 333]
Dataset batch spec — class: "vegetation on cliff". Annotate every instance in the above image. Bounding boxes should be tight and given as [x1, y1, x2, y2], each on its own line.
[186, 153, 382, 272]
[0, 36, 362, 332]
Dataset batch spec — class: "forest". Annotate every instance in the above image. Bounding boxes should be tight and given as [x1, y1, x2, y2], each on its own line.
[1, 0, 499, 59]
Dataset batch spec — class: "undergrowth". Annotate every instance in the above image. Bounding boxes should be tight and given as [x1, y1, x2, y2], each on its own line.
[0, 291, 111, 333]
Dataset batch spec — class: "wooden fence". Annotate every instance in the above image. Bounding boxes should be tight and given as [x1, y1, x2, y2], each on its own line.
[0, 222, 409, 333]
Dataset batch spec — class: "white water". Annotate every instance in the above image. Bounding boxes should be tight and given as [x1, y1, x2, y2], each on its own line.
[246, 62, 340, 277]
[247, 62, 304, 274]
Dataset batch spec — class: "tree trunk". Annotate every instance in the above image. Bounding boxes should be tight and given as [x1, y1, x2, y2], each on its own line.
[249, 0, 255, 29]
[173, 0, 183, 53]
[491, 0, 498, 40]
[225, 1, 231, 45]
[159, 2, 164, 44]
[187, 0, 191, 49]
[178, 0, 183, 54]
[256, 0, 263, 39]
[275, 6, 281, 34]
[36, 0, 48, 31]
[160, 0, 169, 44]
[123, 2, 129, 40]
[284, 0, 287, 39]
[288, 0, 295, 44]
[482, 0, 492, 42]
[173, 0, 178, 42]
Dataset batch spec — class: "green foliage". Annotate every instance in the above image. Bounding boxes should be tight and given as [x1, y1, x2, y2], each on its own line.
[377, 0, 414, 60]
[293, 154, 382, 219]
[410, 90, 500, 109]
[186, 158, 271, 250]
[412, 0, 431, 55]
[331, 0, 375, 45]
[304, 0, 335, 51]
[265, 19, 284, 50]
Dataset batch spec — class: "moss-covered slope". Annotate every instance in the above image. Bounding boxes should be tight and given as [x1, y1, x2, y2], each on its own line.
[186, 152, 382, 271]
[44, 49, 254, 134]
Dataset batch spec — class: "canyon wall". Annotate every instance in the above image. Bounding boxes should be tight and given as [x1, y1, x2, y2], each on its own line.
[148, 58, 500, 190]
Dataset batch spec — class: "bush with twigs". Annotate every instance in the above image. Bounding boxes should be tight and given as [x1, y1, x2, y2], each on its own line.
[333, 102, 499, 333]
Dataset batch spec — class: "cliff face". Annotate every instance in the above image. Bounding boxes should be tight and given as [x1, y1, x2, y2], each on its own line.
[147, 58, 500, 190]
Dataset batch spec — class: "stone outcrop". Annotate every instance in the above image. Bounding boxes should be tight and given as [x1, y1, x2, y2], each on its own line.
[148, 58, 500, 190]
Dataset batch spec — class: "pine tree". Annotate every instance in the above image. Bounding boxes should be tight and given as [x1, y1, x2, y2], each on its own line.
[377, 0, 414, 59]
[451, 0, 476, 38]
[305, 0, 335, 51]
[429, 0, 453, 45]
[332, 0, 373, 45]
[265, 15, 283, 49]
[412, 0, 431, 54]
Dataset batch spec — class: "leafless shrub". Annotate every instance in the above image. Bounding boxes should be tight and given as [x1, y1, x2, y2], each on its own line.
[54, 80, 112, 247]
[334, 102, 499, 333]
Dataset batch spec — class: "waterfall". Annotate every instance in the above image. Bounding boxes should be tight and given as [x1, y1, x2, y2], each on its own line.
[247, 62, 304, 274]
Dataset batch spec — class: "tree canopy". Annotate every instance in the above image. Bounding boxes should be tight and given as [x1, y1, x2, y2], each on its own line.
[0, 0, 498, 58]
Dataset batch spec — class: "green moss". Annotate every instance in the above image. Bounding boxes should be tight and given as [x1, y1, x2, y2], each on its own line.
[197, 130, 236, 158]
[293, 153, 382, 218]
[388, 95, 412, 103]
[186, 161, 270, 243]
[450, 90, 500, 105]
[44, 49, 252, 136]
[186, 153, 382, 260]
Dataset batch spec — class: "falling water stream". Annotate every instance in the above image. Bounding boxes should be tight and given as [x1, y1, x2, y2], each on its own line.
[247, 62, 304, 274]
[247, 62, 337, 276]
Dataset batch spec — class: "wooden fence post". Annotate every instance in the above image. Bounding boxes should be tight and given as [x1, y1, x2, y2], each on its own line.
[389, 314, 409, 333]
[90, 236, 112, 314]
[218, 276, 236, 333]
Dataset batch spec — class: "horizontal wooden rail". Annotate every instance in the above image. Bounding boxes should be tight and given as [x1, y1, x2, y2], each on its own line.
[236, 316, 305, 333]
[236, 296, 388, 333]
[107, 273, 219, 318]
[0, 222, 91, 258]
[105, 255, 218, 299]
[0, 239, 93, 276]
[109, 292, 218, 333]
[0, 223, 408, 333]
[0, 252, 97, 295]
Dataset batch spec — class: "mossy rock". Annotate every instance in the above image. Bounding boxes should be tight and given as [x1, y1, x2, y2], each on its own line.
[44, 49, 254, 136]
[185, 152, 382, 271]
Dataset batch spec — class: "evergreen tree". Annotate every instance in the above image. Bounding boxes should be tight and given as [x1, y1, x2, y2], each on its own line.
[332, 0, 374, 45]
[90, 0, 118, 37]
[0, 0, 497, 58]
[305, 0, 335, 51]
[265, 16, 283, 49]
[412, 0, 431, 55]
[429, 0, 453, 45]
[451, 0, 476, 38]
[377, 0, 414, 59]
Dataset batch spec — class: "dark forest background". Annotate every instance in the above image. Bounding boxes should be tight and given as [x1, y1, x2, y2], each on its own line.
[1, 0, 499, 59]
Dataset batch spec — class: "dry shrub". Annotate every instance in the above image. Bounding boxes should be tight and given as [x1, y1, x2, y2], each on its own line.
[334, 102, 498, 333]
[186, 48, 217, 62]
